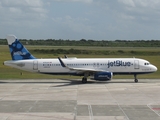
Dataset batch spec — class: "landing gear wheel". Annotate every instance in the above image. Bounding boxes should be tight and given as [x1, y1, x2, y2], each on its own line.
[82, 77, 87, 83]
[135, 79, 138, 83]
[134, 74, 138, 83]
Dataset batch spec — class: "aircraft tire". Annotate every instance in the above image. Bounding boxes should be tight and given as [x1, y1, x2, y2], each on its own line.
[135, 79, 138, 83]
[82, 77, 87, 83]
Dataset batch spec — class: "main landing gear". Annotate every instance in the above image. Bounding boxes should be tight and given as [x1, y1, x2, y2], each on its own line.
[82, 72, 89, 84]
[134, 74, 138, 83]
[82, 77, 87, 83]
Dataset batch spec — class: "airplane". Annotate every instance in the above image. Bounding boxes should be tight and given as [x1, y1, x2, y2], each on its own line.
[4, 35, 157, 83]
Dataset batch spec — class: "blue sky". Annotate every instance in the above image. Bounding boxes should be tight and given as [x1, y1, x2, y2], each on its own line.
[1, 0, 160, 40]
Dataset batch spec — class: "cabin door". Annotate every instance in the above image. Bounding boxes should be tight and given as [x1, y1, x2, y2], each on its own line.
[134, 60, 139, 69]
[33, 61, 38, 70]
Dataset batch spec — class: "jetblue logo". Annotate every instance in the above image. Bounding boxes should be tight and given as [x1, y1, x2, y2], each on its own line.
[108, 60, 132, 68]
[13, 51, 27, 56]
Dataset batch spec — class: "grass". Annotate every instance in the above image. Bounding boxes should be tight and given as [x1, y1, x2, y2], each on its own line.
[0, 45, 159, 80]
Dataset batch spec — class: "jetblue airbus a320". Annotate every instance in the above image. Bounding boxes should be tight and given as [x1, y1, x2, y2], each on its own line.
[4, 35, 157, 83]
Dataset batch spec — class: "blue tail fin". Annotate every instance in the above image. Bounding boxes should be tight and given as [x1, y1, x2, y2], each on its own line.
[6, 35, 36, 60]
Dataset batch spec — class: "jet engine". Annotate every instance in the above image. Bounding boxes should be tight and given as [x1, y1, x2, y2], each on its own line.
[93, 72, 113, 81]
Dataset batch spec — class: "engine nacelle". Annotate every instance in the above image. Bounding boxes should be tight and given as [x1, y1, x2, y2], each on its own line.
[93, 72, 113, 81]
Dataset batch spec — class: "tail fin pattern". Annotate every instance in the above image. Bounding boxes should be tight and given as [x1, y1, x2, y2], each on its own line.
[6, 35, 36, 60]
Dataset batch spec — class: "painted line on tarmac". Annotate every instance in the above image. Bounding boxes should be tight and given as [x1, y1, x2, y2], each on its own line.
[74, 105, 77, 120]
[147, 103, 160, 117]
[105, 85, 130, 120]
[88, 104, 94, 120]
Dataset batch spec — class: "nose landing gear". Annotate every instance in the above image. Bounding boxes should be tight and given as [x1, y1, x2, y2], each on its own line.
[134, 74, 138, 83]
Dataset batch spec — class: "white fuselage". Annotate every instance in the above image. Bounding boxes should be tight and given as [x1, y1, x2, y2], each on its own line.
[4, 58, 157, 75]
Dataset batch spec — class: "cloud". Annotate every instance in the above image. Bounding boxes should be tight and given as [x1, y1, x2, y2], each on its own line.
[117, 0, 160, 23]
[118, 0, 160, 12]
[0, 0, 50, 39]
[118, 0, 135, 7]
[53, 0, 93, 3]
[1, 0, 160, 40]
[50, 0, 160, 40]
[51, 15, 94, 39]
[1, 0, 43, 7]
[0, 0, 48, 27]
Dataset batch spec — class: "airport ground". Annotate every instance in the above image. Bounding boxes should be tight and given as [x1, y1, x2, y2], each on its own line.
[0, 79, 160, 120]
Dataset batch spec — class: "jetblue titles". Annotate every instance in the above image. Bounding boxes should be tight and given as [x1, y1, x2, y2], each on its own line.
[108, 60, 132, 68]
[13, 51, 27, 56]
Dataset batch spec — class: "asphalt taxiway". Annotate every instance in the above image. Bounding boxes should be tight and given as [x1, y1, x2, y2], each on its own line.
[0, 79, 160, 120]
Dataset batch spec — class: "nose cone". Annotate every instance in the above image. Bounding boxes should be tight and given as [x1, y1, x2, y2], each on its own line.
[152, 65, 158, 72]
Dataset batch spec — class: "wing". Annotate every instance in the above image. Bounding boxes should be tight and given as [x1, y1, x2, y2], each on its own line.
[58, 57, 106, 73]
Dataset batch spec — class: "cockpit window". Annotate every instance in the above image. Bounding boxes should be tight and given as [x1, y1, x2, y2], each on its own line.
[144, 63, 150, 65]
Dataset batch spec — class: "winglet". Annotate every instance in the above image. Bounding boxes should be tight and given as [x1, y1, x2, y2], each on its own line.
[58, 57, 66, 67]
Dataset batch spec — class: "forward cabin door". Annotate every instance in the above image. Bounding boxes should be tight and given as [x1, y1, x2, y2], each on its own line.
[134, 60, 139, 69]
[33, 61, 38, 70]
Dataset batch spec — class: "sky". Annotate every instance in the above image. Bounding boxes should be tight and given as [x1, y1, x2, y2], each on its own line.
[1, 0, 160, 40]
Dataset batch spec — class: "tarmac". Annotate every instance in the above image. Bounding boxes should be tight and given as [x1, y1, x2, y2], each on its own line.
[0, 79, 160, 120]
